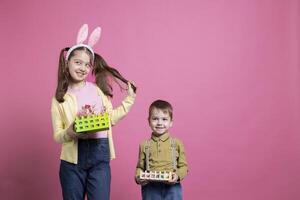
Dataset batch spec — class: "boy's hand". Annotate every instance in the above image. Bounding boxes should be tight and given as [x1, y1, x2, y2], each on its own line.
[135, 176, 148, 186]
[167, 172, 179, 184]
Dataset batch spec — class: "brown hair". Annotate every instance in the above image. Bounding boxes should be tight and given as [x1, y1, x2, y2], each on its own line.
[55, 47, 93, 102]
[55, 47, 137, 102]
[148, 100, 173, 120]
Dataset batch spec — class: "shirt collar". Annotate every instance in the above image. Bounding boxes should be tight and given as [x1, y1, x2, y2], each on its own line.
[151, 132, 170, 142]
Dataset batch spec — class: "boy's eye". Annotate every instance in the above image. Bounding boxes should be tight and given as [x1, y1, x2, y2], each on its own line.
[163, 118, 168, 121]
[152, 117, 158, 120]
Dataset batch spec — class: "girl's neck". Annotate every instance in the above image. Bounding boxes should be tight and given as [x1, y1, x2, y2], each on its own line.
[69, 81, 86, 90]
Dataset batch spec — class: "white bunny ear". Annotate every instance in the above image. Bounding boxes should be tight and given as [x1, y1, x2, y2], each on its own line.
[76, 24, 89, 44]
[88, 27, 101, 47]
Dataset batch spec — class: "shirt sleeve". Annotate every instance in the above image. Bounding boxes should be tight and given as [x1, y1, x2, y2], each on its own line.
[135, 143, 146, 179]
[175, 139, 188, 181]
[51, 98, 72, 143]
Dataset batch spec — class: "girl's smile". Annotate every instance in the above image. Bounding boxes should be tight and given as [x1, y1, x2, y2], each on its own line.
[67, 50, 92, 87]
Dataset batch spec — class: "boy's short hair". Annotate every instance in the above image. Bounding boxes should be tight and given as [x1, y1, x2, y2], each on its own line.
[148, 100, 173, 120]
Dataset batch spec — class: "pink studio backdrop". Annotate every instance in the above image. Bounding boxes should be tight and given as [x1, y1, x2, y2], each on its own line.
[0, 0, 299, 199]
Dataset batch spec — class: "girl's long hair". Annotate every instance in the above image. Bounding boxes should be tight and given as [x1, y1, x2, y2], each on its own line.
[55, 47, 70, 102]
[55, 48, 136, 102]
[93, 53, 137, 98]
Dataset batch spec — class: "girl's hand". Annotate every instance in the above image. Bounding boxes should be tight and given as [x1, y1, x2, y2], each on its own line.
[76, 133, 90, 139]
[66, 122, 77, 139]
[127, 81, 136, 98]
[67, 121, 96, 140]
[67, 125, 90, 139]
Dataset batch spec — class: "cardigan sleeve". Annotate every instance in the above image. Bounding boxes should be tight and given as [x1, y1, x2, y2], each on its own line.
[102, 92, 136, 126]
[51, 98, 72, 143]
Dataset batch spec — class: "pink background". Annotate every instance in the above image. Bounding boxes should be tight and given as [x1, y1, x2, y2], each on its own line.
[1, 0, 299, 199]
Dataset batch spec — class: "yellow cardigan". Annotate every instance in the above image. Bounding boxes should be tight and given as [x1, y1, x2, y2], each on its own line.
[51, 86, 135, 164]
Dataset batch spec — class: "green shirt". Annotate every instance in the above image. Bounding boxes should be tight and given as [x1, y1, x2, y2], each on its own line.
[135, 132, 188, 181]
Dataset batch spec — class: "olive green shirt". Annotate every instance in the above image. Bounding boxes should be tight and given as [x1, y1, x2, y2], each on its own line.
[135, 132, 188, 181]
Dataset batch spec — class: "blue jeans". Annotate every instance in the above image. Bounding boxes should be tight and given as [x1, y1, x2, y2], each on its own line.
[59, 138, 111, 200]
[142, 182, 182, 200]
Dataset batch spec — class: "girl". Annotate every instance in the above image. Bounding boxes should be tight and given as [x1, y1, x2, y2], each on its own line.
[51, 24, 136, 200]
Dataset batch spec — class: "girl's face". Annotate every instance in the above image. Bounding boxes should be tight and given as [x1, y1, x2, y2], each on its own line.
[149, 108, 173, 136]
[67, 50, 92, 84]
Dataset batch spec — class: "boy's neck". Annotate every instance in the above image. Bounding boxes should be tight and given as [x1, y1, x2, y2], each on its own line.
[152, 132, 169, 138]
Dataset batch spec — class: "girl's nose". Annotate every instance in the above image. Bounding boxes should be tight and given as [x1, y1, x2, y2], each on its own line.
[79, 65, 87, 71]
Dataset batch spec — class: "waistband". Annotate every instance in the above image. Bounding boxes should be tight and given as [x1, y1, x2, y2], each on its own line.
[78, 138, 108, 144]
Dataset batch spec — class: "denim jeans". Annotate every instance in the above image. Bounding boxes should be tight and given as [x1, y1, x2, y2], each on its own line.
[142, 182, 182, 200]
[59, 138, 111, 200]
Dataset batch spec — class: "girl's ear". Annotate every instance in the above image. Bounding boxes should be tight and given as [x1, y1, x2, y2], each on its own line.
[76, 24, 89, 44]
[88, 27, 101, 47]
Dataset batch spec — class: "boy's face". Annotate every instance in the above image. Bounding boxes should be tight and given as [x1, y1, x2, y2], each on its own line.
[149, 108, 173, 136]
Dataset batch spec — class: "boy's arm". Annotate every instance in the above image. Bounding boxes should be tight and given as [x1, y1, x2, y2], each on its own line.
[175, 139, 188, 181]
[135, 143, 145, 179]
[135, 143, 150, 185]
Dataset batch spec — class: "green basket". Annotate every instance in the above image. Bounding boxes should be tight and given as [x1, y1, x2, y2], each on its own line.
[74, 112, 110, 133]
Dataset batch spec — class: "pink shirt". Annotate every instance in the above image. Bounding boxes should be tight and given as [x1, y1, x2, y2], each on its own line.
[68, 82, 108, 138]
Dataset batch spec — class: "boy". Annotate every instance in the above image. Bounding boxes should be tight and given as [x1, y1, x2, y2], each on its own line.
[135, 100, 188, 200]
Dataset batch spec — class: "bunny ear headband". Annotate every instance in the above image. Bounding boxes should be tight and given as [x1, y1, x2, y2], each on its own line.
[66, 24, 101, 61]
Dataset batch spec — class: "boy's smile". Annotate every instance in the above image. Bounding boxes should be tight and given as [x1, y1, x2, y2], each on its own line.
[149, 108, 173, 135]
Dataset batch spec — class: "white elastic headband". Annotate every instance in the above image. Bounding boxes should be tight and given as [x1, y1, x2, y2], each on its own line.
[66, 24, 101, 61]
[66, 44, 94, 61]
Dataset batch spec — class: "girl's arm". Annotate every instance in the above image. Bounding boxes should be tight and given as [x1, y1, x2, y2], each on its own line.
[104, 82, 136, 125]
[51, 98, 73, 143]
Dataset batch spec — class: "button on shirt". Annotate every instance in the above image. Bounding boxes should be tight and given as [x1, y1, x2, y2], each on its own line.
[136, 133, 188, 180]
